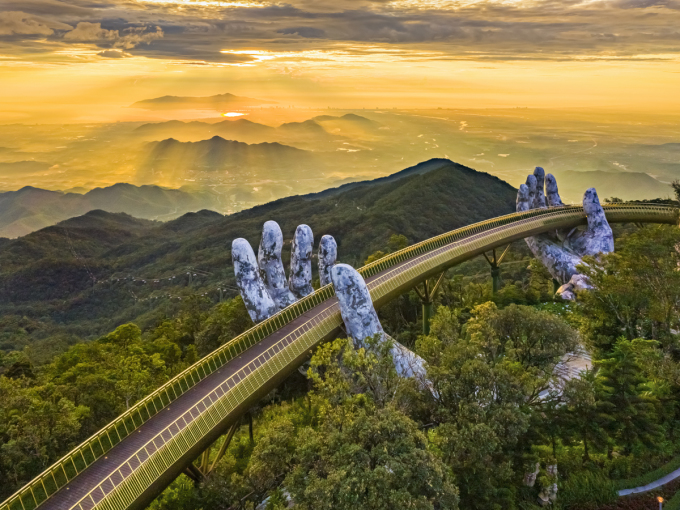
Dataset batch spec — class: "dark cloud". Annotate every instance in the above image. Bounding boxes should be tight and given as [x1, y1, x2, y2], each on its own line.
[277, 26, 325, 38]
[3, 0, 680, 63]
[0, 10, 72, 36]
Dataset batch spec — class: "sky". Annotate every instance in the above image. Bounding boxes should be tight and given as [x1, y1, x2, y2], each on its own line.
[2, 0, 680, 123]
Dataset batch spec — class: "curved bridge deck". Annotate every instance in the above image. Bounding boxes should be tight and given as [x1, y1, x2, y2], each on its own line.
[3, 204, 676, 510]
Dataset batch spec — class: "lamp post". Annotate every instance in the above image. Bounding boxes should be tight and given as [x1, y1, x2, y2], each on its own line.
[658, 496, 664, 510]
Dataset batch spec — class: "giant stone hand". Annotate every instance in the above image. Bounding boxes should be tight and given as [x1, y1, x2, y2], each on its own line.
[518, 167, 614, 300]
[232, 222, 427, 384]
[233, 221, 335, 323]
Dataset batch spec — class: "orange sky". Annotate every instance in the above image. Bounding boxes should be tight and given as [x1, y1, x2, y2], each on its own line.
[2, 0, 680, 123]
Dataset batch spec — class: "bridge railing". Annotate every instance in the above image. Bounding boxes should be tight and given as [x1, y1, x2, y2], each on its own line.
[1, 202, 674, 510]
[358, 203, 676, 282]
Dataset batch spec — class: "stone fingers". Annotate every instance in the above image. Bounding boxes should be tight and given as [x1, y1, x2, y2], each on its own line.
[331, 263, 430, 384]
[525, 174, 538, 208]
[258, 221, 297, 309]
[582, 188, 614, 253]
[232, 238, 277, 323]
[318, 235, 338, 287]
[517, 183, 531, 212]
[533, 167, 547, 208]
[289, 224, 315, 298]
[331, 263, 384, 346]
[569, 188, 614, 257]
[545, 173, 564, 207]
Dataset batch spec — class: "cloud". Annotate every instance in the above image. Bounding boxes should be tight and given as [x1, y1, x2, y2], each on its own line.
[3, 0, 680, 64]
[97, 49, 130, 57]
[63, 22, 163, 49]
[277, 26, 326, 38]
[63, 21, 117, 41]
[0, 10, 71, 36]
[115, 26, 164, 49]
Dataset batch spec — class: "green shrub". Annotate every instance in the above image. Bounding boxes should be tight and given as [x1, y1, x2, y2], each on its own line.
[666, 487, 680, 510]
[559, 471, 617, 510]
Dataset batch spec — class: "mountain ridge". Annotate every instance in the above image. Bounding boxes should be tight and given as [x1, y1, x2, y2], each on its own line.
[130, 92, 276, 110]
[0, 183, 221, 239]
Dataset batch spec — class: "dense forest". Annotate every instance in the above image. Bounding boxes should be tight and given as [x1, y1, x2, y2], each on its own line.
[2, 163, 680, 509]
[3, 219, 680, 509]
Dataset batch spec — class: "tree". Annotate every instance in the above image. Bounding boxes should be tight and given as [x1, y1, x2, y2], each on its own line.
[195, 297, 251, 356]
[285, 406, 458, 510]
[364, 234, 409, 266]
[596, 338, 661, 455]
[387, 234, 409, 252]
[417, 306, 534, 509]
[0, 377, 87, 496]
[466, 302, 579, 371]
[308, 336, 414, 417]
[579, 225, 680, 353]
[562, 370, 609, 461]
[197, 337, 457, 510]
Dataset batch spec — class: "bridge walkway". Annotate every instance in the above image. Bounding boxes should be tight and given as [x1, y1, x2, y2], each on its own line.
[38, 296, 343, 510]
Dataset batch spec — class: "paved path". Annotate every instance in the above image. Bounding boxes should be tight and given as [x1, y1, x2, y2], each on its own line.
[618, 468, 680, 496]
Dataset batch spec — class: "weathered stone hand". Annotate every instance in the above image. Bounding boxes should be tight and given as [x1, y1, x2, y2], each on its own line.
[517, 167, 614, 299]
[233, 221, 336, 323]
[232, 222, 428, 385]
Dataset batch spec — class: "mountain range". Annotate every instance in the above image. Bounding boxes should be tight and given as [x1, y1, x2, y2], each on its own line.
[551, 170, 672, 202]
[0, 183, 220, 238]
[137, 137, 320, 185]
[133, 114, 380, 146]
[130, 92, 276, 110]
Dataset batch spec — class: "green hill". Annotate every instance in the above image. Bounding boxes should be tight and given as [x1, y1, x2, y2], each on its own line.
[0, 183, 221, 238]
[0, 158, 516, 351]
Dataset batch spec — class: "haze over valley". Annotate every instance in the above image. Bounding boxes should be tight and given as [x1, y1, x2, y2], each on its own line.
[0, 100, 678, 237]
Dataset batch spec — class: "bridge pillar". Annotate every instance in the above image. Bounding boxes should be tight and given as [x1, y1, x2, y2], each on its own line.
[185, 421, 239, 484]
[483, 245, 510, 295]
[414, 272, 446, 335]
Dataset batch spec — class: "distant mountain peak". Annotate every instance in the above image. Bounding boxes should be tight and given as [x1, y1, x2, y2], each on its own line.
[130, 92, 276, 110]
[312, 113, 378, 125]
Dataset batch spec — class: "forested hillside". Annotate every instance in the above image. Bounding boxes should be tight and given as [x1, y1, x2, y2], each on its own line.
[0, 159, 516, 354]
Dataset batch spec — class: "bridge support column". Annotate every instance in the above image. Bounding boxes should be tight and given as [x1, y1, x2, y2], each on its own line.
[414, 272, 446, 335]
[483, 245, 510, 295]
[185, 421, 239, 484]
[247, 411, 254, 444]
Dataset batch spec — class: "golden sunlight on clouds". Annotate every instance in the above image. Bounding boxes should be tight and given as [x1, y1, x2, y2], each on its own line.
[136, 0, 263, 7]
[2, 0, 680, 123]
